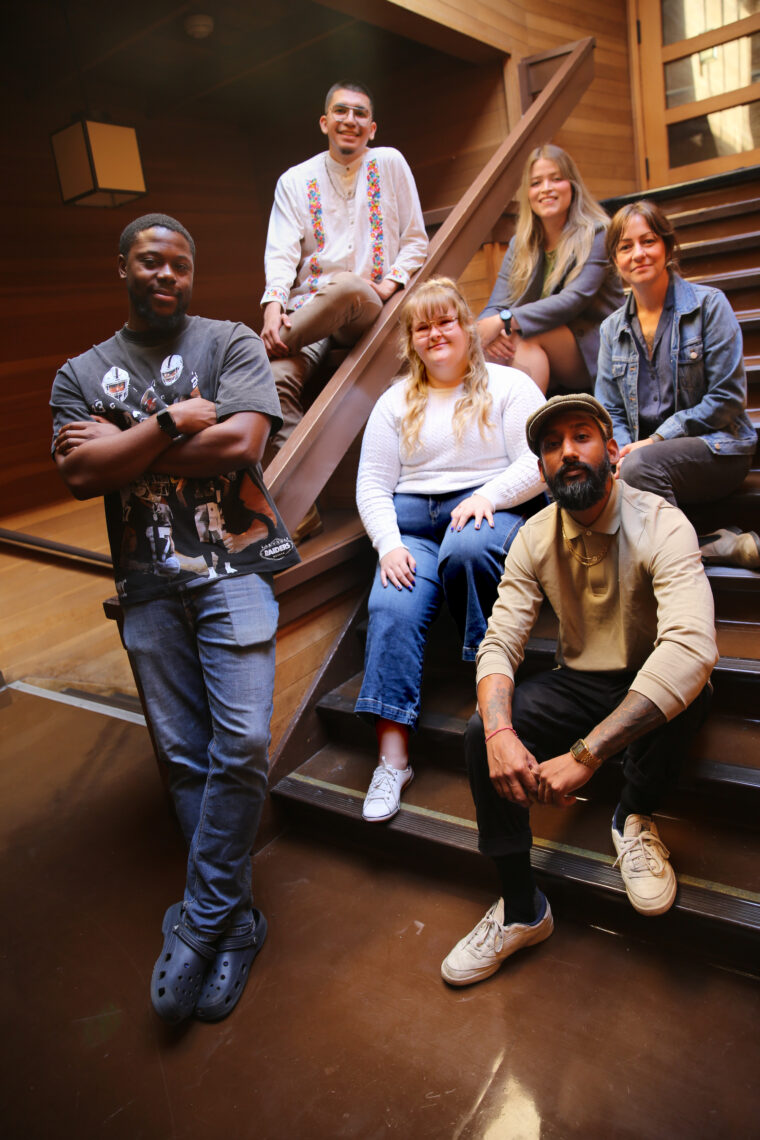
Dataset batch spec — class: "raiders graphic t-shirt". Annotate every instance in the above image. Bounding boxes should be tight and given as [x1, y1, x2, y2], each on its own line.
[50, 316, 299, 604]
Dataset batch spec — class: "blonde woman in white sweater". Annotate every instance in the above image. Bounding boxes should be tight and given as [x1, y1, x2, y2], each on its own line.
[356, 278, 546, 821]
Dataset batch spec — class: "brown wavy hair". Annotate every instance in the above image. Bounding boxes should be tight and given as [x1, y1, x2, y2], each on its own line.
[398, 277, 493, 457]
[606, 199, 680, 270]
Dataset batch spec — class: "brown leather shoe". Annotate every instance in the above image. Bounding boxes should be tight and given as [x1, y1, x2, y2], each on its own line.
[292, 503, 324, 545]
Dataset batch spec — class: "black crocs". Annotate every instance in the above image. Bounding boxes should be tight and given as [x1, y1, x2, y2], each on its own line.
[195, 908, 268, 1022]
[150, 903, 215, 1024]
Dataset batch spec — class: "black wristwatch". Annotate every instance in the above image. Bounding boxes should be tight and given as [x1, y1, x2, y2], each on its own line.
[156, 407, 181, 439]
[499, 308, 513, 336]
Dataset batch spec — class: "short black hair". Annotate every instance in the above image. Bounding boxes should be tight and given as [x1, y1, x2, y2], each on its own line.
[324, 81, 374, 116]
[118, 213, 196, 259]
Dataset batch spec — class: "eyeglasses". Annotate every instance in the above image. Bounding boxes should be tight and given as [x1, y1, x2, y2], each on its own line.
[328, 103, 372, 122]
[411, 316, 459, 339]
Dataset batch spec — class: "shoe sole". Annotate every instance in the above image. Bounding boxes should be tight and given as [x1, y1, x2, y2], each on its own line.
[611, 826, 677, 916]
[362, 770, 414, 822]
[441, 911, 554, 987]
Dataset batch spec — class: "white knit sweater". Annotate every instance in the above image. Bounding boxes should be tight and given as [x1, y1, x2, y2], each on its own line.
[356, 363, 546, 558]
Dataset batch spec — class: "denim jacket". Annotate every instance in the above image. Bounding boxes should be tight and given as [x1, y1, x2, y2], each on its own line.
[595, 274, 757, 456]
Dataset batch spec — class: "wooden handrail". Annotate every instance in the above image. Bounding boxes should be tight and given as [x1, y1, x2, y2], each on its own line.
[265, 37, 596, 531]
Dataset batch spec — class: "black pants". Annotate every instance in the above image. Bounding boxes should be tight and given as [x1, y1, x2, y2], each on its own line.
[465, 667, 711, 856]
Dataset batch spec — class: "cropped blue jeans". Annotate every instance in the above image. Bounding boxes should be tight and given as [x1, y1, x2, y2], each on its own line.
[121, 572, 278, 948]
[355, 490, 542, 731]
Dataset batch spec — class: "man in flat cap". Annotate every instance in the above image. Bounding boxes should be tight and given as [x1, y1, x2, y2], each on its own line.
[441, 394, 717, 986]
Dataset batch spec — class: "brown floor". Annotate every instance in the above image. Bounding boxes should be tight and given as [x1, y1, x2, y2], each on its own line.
[0, 500, 359, 754]
[2, 685, 759, 1140]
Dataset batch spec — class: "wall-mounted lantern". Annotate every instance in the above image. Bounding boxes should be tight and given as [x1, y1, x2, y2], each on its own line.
[50, 119, 147, 207]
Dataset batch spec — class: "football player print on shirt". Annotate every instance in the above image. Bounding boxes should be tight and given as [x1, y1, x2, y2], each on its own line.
[157, 354, 200, 402]
[119, 476, 217, 583]
[178, 474, 279, 558]
[105, 355, 279, 584]
[100, 366, 139, 429]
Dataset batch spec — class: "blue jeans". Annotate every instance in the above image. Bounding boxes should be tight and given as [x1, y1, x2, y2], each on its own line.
[355, 490, 542, 730]
[122, 572, 278, 947]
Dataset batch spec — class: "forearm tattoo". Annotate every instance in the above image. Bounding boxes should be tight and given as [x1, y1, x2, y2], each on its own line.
[587, 691, 666, 762]
[478, 675, 515, 734]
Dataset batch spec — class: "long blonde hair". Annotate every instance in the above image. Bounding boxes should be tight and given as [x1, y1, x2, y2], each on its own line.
[509, 144, 610, 300]
[398, 278, 493, 457]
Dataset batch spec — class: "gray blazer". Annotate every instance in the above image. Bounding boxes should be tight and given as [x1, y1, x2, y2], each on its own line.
[479, 228, 624, 381]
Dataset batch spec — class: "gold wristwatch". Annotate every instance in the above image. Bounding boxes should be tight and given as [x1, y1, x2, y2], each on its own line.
[570, 738, 602, 770]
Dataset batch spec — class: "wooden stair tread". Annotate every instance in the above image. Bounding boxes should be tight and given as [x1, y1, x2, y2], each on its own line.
[679, 231, 760, 258]
[269, 507, 371, 625]
[319, 671, 760, 783]
[273, 506, 367, 589]
[273, 747, 760, 919]
[688, 268, 760, 292]
[601, 165, 760, 216]
[669, 197, 760, 228]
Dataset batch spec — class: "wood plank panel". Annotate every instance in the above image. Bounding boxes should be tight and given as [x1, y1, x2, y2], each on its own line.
[388, 0, 636, 201]
[2, 0, 636, 518]
[0, 99, 271, 515]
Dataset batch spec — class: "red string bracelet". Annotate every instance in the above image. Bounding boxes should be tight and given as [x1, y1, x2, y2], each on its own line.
[485, 725, 519, 743]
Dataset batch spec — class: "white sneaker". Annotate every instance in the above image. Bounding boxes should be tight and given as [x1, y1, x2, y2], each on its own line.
[611, 813, 677, 916]
[362, 761, 414, 822]
[441, 894, 553, 987]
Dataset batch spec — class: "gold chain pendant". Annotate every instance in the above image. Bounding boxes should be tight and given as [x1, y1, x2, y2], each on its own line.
[561, 518, 611, 567]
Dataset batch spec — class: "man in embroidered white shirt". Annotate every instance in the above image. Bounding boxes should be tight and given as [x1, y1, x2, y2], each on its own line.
[260, 80, 428, 537]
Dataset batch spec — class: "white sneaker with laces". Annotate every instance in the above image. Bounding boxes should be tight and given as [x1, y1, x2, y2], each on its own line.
[441, 894, 553, 987]
[362, 760, 414, 822]
[611, 812, 677, 915]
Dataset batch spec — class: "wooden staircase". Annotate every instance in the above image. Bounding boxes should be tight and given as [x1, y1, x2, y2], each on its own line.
[268, 168, 760, 976]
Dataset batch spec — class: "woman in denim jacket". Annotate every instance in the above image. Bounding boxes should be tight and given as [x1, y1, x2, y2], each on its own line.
[595, 199, 758, 568]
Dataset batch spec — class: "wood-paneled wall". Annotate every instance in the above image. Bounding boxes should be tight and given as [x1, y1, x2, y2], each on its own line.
[0, 100, 271, 516]
[1, 0, 636, 518]
[374, 0, 637, 201]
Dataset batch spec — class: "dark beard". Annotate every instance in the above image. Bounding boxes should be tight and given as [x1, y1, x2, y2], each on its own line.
[128, 286, 188, 333]
[545, 453, 612, 512]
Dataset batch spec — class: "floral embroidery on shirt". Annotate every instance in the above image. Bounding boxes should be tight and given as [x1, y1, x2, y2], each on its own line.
[297, 176, 326, 302]
[366, 159, 385, 283]
[262, 285, 289, 308]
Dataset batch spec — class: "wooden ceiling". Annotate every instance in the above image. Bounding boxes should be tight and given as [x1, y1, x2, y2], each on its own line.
[5, 1, 499, 133]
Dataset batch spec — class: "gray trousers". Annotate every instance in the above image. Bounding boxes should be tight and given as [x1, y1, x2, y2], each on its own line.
[618, 436, 752, 507]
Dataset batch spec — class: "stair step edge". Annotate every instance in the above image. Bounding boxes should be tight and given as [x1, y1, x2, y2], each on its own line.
[313, 696, 760, 784]
[272, 773, 760, 930]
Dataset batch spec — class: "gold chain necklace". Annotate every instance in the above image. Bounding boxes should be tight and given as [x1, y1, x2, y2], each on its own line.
[561, 517, 612, 567]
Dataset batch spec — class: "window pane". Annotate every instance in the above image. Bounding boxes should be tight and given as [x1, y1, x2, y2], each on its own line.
[665, 34, 760, 107]
[662, 0, 760, 46]
[667, 100, 760, 165]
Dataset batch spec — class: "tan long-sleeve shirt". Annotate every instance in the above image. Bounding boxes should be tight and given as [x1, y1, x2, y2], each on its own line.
[476, 480, 718, 721]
